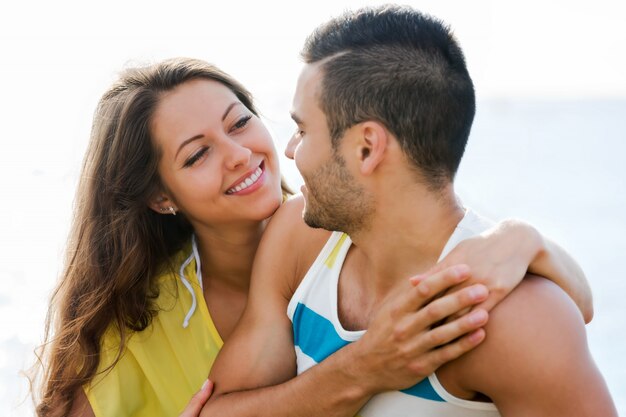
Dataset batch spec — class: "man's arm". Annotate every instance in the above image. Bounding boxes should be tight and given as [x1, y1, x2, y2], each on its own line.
[448, 276, 616, 416]
[432, 219, 593, 322]
[200, 197, 490, 417]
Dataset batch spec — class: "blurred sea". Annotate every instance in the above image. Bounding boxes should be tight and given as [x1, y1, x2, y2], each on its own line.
[1, 99, 624, 415]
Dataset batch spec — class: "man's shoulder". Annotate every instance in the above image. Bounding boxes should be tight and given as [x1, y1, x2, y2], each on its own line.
[481, 275, 584, 347]
[444, 276, 587, 400]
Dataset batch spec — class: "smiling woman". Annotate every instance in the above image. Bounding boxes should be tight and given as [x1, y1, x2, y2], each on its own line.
[30, 58, 291, 417]
[148, 78, 283, 226]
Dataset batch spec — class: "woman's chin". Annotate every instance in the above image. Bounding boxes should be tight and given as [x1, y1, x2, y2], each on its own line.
[257, 196, 284, 221]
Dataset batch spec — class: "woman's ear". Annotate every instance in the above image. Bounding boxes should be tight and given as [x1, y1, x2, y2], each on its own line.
[356, 121, 388, 176]
[148, 193, 178, 216]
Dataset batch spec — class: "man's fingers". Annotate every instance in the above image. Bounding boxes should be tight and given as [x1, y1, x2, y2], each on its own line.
[407, 328, 486, 377]
[396, 283, 488, 338]
[395, 297, 488, 347]
[179, 379, 213, 417]
[422, 308, 488, 348]
[404, 265, 472, 311]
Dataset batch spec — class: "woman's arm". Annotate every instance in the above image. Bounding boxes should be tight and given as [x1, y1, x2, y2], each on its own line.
[430, 219, 593, 322]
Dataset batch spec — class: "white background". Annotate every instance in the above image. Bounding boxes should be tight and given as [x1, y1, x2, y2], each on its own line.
[1, 0, 625, 415]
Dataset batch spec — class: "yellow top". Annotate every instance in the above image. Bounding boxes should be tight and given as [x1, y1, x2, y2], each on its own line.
[85, 244, 223, 417]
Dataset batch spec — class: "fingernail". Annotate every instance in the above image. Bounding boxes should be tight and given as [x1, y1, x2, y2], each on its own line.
[469, 329, 484, 343]
[410, 274, 425, 285]
[469, 310, 487, 325]
[201, 379, 210, 391]
[469, 285, 487, 300]
[455, 264, 470, 275]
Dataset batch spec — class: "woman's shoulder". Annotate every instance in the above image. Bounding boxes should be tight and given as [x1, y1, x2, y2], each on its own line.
[267, 195, 330, 239]
[263, 195, 332, 258]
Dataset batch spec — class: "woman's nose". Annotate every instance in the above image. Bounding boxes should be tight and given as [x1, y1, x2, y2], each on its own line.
[224, 139, 252, 170]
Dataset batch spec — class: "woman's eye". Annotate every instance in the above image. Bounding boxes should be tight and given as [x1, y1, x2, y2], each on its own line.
[232, 115, 252, 130]
[184, 147, 208, 168]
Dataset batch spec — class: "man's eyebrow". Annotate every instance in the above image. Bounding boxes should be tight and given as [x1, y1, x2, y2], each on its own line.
[290, 112, 303, 125]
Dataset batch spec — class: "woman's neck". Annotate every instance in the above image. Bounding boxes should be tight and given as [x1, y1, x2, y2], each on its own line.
[193, 219, 267, 292]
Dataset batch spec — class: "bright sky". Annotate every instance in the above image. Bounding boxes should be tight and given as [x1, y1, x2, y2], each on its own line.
[2, 0, 624, 183]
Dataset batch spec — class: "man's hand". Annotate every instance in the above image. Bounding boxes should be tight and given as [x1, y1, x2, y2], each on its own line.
[179, 380, 213, 417]
[351, 264, 489, 395]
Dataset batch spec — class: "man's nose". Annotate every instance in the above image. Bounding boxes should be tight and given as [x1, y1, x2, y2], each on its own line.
[284, 134, 300, 160]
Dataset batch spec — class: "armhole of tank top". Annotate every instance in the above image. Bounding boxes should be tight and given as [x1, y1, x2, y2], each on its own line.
[287, 231, 345, 320]
[428, 374, 498, 411]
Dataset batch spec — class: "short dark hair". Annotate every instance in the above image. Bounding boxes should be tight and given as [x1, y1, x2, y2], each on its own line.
[301, 5, 475, 189]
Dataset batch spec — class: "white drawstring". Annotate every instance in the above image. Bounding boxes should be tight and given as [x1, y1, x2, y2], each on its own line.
[192, 235, 203, 291]
[178, 236, 203, 328]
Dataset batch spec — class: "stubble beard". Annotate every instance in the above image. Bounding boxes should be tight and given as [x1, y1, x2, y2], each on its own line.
[302, 152, 373, 235]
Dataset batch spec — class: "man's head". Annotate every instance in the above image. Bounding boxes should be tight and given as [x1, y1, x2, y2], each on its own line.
[297, 5, 475, 190]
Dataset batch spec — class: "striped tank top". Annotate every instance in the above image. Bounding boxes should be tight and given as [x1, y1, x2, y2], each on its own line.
[287, 209, 501, 416]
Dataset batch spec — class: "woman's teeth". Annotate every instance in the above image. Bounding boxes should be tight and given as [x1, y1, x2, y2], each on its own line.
[227, 166, 263, 194]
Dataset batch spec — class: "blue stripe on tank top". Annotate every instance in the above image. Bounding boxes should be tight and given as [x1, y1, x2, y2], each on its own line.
[292, 303, 444, 402]
[293, 303, 351, 363]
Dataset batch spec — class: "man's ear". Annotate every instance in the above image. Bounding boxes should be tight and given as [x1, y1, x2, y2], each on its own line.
[148, 192, 178, 215]
[356, 121, 388, 175]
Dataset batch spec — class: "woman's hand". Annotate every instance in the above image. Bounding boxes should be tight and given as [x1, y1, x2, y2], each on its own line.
[423, 219, 592, 321]
[425, 219, 539, 314]
[179, 379, 214, 417]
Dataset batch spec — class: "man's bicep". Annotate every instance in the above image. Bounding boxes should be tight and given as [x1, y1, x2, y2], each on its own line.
[469, 276, 616, 416]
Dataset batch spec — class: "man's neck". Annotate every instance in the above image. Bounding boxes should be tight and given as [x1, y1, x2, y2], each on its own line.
[349, 183, 465, 295]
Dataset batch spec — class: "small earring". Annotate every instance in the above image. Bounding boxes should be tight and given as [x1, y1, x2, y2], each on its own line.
[168, 206, 177, 216]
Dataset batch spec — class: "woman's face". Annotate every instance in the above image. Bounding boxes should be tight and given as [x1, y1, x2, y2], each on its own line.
[150, 78, 283, 229]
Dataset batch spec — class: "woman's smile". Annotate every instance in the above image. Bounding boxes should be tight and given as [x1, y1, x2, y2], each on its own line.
[226, 160, 266, 195]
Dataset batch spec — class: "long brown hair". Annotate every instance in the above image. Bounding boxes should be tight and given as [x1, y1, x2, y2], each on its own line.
[32, 57, 292, 416]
